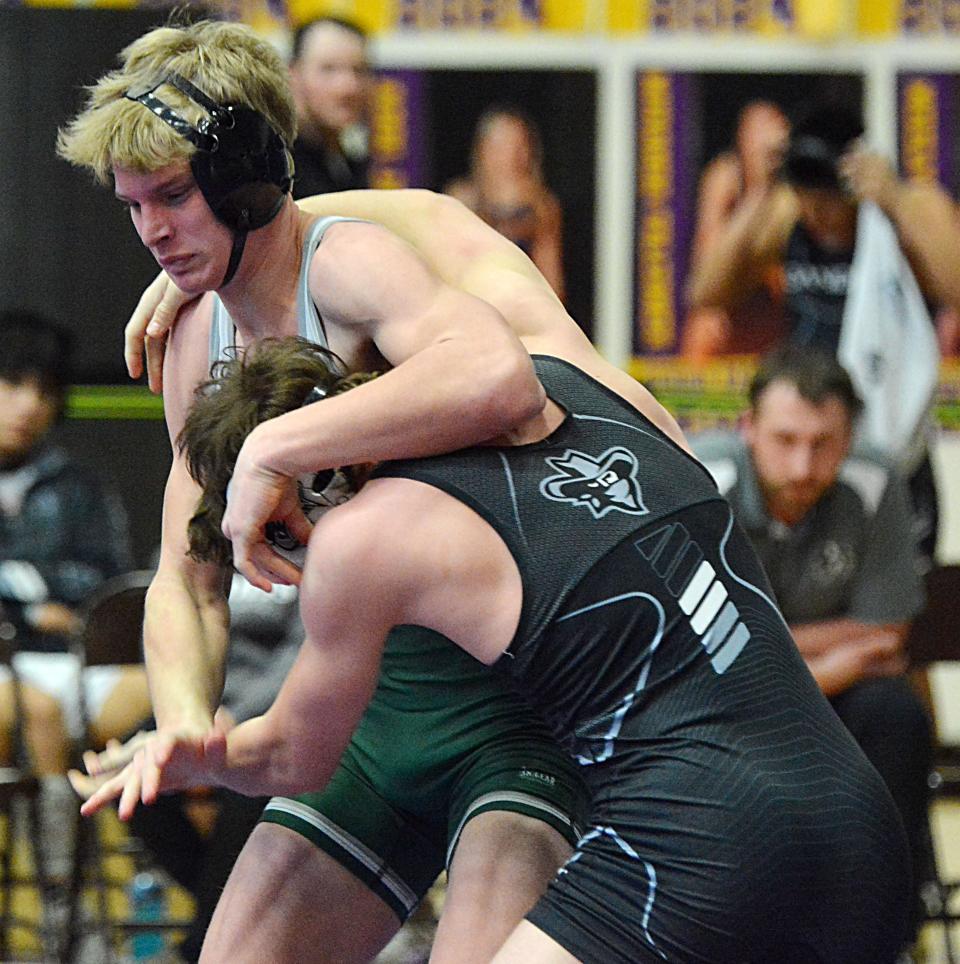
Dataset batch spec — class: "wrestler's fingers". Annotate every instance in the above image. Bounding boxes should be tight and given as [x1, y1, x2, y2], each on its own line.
[139, 739, 172, 806]
[257, 545, 302, 587]
[283, 507, 314, 547]
[124, 272, 168, 379]
[231, 546, 275, 594]
[117, 764, 144, 822]
[84, 730, 149, 775]
[69, 768, 107, 801]
[231, 541, 297, 592]
[79, 769, 128, 817]
[145, 334, 167, 394]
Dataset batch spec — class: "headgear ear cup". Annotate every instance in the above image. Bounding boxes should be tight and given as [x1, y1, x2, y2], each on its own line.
[191, 105, 292, 230]
[124, 72, 293, 233]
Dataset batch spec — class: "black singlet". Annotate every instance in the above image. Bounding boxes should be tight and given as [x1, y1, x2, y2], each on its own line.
[375, 355, 910, 963]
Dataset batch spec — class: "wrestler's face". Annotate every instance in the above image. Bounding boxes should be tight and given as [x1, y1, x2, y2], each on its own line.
[291, 22, 369, 134]
[736, 104, 789, 190]
[114, 162, 234, 294]
[477, 115, 535, 177]
[743, 379, 852, 526]
[0, 375, 58, 464]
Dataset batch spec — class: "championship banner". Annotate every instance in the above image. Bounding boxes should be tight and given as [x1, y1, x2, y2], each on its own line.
[368, 70, 430, 190]
[629, 357, 960, 432]
[633, 71, 698, 356]
[611, 0, 795, 33]
[898, 0, 960, 31]
[898, 72, 958, 192]
[395, 0, 543, 29]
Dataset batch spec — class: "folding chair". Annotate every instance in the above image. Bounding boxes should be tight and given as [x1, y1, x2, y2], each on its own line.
[0, 605, 59, 961]
[64, 570, 192, 962]
[907, 564, 960, 963]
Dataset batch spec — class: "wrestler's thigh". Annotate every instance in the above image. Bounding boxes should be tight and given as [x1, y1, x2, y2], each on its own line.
[432, 811, 572, 964]
[200, 822, 400, 964]
[491, 920, 581, 964]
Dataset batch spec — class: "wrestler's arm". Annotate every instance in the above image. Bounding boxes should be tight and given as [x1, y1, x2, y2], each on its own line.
[685, 184, 795, 310]
[82, 477, 519, 812]
[123, 190, 556, 388]
[261, 220, 542, 467]
[841, 149, 960, 309]
[222, 220, 544, 585]
[141, 298, 233, 739]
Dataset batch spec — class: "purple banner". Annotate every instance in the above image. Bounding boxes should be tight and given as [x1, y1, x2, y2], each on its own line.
[633, 71, 699, 356]
[368, 70, 430, 190]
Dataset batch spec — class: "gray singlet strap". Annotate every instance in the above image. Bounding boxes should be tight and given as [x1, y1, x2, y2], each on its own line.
[208, 216, 366, 365]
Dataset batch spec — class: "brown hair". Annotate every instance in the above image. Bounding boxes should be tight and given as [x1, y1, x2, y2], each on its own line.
[178, 336, 376, 566]
[748, 345, 863, 421]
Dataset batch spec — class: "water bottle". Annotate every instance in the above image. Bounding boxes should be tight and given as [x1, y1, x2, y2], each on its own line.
[127, 870, 166, 960]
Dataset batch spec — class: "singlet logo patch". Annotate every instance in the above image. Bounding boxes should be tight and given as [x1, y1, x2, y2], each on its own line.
[540, 446, 649, 519]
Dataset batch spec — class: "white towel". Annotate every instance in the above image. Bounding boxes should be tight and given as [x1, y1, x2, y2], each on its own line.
[838, 200, 940, 466]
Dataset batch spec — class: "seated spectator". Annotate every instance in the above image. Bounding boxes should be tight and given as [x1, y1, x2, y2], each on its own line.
[692, 346, 934, 946]
[287, 16, 371, 199]
[682, 99, 790, 360]
[445, 105, 565, 300]
[686, 104, 959, 565]
[0, 309, 148, 878]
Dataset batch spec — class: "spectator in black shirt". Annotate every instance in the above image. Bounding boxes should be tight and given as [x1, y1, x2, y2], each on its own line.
[288, 17, 371, 199]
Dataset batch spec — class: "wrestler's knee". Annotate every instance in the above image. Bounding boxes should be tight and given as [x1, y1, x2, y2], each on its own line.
[453, 810, 572, 890]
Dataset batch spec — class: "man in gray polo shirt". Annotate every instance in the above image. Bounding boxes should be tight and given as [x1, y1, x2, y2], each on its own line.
[693, 345, 933, 945]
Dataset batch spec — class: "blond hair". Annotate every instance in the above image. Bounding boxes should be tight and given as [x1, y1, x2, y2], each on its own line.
[57, 20, 297, 183]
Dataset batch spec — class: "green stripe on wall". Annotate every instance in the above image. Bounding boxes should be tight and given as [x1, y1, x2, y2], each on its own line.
[65, 386, 164, 420]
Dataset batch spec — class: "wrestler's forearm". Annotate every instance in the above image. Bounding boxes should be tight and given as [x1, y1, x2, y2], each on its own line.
[686, 218, 760, 308]
[217, 715, 329, 798]
[143, 573, 230, 731]
[243, 334, 544, 475]
[789, 618, 865, 658]
[885, 181, 960, 309]
[686, 190, 787, 309]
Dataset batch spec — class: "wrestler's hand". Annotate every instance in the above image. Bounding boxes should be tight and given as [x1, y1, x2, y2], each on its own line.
[73, 725, 229, 821]
[79, 729, 153, 779]
[839, 149, 899, 212]
[124, 270, 195, 393]
[223, 435, 313, 592]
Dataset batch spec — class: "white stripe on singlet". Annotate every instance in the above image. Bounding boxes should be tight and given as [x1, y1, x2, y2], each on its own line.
[262, 796, 420, 914]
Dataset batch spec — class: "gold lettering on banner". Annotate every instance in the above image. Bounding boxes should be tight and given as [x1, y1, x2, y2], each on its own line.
[901, 79, 938, 183]
[371, 78, 409, 188]
[637, 72, 676, 351]
[372, 80, 407, 162]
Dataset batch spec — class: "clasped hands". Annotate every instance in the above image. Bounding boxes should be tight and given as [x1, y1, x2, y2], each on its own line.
[69, 708, 235, 821]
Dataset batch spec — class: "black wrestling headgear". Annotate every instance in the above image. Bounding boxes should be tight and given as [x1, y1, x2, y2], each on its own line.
[124, 72, 293, 284]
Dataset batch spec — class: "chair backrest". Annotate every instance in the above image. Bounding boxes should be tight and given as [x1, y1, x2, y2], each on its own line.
[74, 570, 154, 668]
[907, 565, 960, 665]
